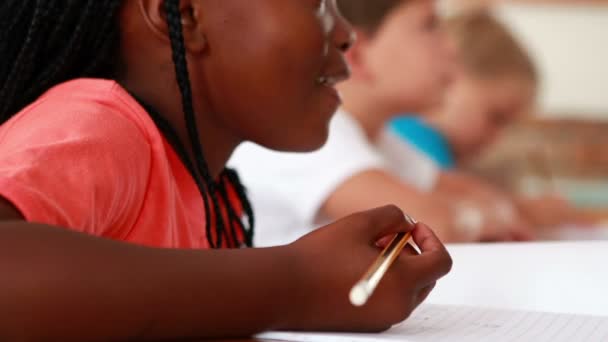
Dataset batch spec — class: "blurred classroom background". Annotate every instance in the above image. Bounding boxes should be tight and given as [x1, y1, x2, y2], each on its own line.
[442, 0, 608, 220]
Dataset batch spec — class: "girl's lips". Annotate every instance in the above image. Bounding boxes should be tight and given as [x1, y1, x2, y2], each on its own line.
[317, 65, 351, 87]
[322, 83, 341, 103]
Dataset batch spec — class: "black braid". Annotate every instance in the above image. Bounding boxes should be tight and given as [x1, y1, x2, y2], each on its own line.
[27, 2, 122, 101]
[216, 174, 243, 248]
[133, 96, 214, 249]
[0, 2, 29, 43]
[0, 1, 122, 120]
[0, 0, 255, 248]
[163, 1, 255, 248]
[0, 3, 50, 116]
[164, 1, 227, 248]
[220, 169, 255, 246]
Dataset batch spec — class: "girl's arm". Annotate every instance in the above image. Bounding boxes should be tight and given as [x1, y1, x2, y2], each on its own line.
[0, 205, 296, 340]
[0, 201, 452, 341]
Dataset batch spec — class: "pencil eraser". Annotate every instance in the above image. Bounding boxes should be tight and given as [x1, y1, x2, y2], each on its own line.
[349, 282, 370, 307]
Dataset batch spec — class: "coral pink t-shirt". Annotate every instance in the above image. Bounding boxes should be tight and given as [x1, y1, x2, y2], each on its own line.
[0, 78, 238, 249]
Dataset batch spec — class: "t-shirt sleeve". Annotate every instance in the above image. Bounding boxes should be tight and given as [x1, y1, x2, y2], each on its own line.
[229, 112, 386, 225]
[404, 148, 441, 192]
[374, 128, 442, 193]
[0, 99, 152, 237]
[391, 137, 442, 192]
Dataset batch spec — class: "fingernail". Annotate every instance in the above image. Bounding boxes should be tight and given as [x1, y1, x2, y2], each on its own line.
[375, 235, 394, 248]
[404, 213, 418, 226]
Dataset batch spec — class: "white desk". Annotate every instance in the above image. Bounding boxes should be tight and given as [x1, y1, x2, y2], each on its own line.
[427, 241, 608, 316]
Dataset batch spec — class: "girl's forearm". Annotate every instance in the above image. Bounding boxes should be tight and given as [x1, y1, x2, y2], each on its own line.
[0, 221, 301, 341]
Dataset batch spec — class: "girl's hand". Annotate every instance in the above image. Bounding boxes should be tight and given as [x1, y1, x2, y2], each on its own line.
[283, 205, 452, 332]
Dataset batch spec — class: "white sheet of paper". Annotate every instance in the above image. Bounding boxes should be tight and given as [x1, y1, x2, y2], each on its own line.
[259, 304, 608, 342]
[427, 242, 608, 317]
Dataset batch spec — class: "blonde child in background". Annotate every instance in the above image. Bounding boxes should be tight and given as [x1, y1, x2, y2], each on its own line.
[391, 10, 590, 232]
[230, 0, 532, 246]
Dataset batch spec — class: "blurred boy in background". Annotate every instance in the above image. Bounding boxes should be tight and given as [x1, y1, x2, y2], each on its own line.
[391, 10, 590, 231]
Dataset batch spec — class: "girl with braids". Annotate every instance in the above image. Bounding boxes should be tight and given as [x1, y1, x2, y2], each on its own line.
[0, 0, 451, 340]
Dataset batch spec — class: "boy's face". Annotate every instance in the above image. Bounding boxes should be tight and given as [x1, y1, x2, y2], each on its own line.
[354, 0, 452, 116]
[442, 75, 536, 157]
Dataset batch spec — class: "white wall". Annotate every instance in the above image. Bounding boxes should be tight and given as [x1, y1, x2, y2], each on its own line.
[494, 4, 608, 119]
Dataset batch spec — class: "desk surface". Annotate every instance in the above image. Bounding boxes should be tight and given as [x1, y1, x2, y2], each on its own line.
[208, 241, 608, 341]
[427, 241, 608, 316]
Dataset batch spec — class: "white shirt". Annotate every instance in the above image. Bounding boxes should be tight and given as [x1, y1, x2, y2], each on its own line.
[228, 110, 440, 247]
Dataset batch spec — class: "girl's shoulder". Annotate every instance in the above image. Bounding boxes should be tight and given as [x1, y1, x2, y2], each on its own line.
[0, 79, 157, 233]
[0, 78, 160, 148]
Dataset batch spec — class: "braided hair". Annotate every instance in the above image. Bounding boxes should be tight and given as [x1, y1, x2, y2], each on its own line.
[0, 0, 254, 248]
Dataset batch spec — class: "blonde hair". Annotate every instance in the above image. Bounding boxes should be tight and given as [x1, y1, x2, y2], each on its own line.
[445, 11, 538, 83]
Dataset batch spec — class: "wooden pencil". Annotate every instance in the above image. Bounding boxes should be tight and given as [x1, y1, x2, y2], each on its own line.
[349, 214, 417, 307]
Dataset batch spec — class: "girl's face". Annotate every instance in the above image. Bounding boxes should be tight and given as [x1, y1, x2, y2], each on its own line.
[188, 0, 353, 152]
[441, 75, 536, 157]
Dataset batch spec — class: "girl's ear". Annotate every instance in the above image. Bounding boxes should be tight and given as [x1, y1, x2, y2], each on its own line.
[139, 0, 207, 53]
[345, 29, 374, 81]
